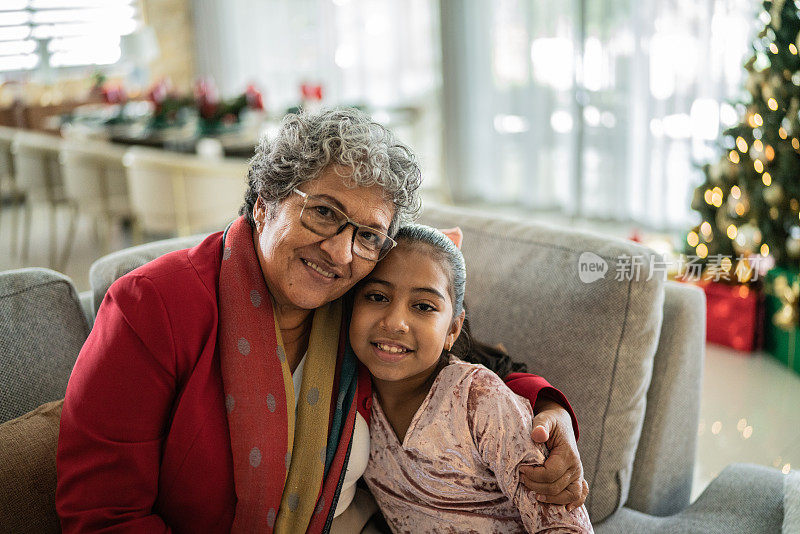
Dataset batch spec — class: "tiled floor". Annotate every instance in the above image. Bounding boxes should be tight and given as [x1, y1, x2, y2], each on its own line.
[693, 344, 800, 499]
[2, 201, 799, 502]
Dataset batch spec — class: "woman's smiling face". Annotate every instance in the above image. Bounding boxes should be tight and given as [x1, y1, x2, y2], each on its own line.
[349, 241, 463, 383]
[253, 165, 395, 311]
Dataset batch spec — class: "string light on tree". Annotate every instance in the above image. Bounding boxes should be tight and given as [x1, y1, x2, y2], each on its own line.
[737, 136, 748, 152]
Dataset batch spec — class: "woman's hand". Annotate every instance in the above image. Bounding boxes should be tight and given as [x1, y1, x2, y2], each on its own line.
[519, 399, 589, 511]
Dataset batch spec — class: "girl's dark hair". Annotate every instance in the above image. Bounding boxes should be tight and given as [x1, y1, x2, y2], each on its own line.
[450, 302, 528, 377]
[394, 224, 465, 318]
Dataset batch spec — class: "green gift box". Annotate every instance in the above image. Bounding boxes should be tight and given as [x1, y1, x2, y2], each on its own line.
[763, 266, 800, 375]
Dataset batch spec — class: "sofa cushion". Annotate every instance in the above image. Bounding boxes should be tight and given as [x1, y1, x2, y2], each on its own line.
[0, 399, 62, 534]
[419, 203, 665, 522]
[0, 268, 89, 423]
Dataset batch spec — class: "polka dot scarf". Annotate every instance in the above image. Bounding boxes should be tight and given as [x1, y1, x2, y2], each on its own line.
[218, 216, 357, 533]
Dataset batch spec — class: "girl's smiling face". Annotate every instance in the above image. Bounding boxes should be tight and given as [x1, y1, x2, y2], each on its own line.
[349, 241, 464, 383]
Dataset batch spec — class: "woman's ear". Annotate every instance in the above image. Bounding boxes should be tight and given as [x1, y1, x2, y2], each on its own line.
[253, 197, 266, 231]
[446, 310, 466, 351]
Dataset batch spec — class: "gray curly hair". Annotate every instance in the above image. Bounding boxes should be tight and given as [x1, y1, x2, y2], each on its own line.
[240, 107, 423, 235]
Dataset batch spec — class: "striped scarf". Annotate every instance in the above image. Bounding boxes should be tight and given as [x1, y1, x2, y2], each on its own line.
[218, 215, 358, 533]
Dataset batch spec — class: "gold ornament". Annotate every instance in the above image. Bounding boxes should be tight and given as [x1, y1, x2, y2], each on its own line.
[787, 98, 800, 123]
[764, 183, 785, 205]
[709, 162, 723, 184]
[733, 223, 761, 255]
[734, 258, 754, 283]
[771, 0, 786, 30]
[772, 274, 799, 330]
[789, 236, 800, 258]
[728, 192, 749, 217]
[691, 188, 706, 211]
[763, 83, 775, 102]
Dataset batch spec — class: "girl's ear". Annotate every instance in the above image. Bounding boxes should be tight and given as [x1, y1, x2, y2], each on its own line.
[446, 310, 466, 351]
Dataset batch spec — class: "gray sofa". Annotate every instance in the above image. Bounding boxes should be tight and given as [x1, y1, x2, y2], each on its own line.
[0, 203, 790, 532]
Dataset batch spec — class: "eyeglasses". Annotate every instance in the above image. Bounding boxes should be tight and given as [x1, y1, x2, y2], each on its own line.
[293, 188, 396, 261]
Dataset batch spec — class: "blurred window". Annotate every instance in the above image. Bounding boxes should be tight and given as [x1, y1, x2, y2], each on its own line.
[0, 0, 138, 72]
[441, 0, 756, 231]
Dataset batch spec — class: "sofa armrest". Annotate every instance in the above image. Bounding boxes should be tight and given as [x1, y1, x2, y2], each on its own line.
[626, 281, 705, 516]
[0, 268, 89, 423]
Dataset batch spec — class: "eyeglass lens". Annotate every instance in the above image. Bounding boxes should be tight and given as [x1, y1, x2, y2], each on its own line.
[300, 196, 392, 260]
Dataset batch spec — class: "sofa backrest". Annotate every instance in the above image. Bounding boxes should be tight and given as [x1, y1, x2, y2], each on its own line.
[89, 234, 209, 318]
[88, 204, 666, 522]
[0, 268, 89, 423]
[418, 203, 665, 522]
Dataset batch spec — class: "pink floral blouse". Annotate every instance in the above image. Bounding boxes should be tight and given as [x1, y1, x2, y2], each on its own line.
[363, 357, 593, 534]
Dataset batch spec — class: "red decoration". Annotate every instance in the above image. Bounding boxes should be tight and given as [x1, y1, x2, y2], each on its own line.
[692, 279, 763, 352]
[194, 78, 220, 119]
[628, 229, 642, 243]
[147, 79, 169, 111]
[301, 83, 323, 102]
[245, 84, 264, 110]
[101, 84, 127, 104]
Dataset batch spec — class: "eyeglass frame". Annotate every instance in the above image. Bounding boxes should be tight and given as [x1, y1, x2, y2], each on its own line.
[289, 188, 397, 261]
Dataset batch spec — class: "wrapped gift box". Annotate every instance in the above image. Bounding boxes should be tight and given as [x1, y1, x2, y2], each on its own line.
[679, 278, 762, 352]
[763, 267, 800, 375]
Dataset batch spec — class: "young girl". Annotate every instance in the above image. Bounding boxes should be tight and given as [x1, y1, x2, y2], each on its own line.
[349, 224, 593, 534]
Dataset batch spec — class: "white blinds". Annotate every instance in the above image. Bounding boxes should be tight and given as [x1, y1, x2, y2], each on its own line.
[0, 0, 138, 72]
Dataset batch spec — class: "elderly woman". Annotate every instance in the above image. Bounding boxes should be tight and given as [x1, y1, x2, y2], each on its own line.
[56, 108, 586, 533]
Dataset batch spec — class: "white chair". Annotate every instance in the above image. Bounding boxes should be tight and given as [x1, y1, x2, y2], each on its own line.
[122, 146, 249, 239]
[11, 130, 68, 269]
[59, 139, 131, 262]
[0, 126, 26, 259]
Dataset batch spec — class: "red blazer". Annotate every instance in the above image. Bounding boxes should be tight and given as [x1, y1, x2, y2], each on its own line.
[56, 232, 577, 533]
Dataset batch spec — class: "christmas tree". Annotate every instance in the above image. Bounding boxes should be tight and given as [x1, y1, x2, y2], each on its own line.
[689, 0, 800, 280]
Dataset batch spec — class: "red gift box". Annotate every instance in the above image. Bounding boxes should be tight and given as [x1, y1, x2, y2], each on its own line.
[690, 279, 763, 352]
